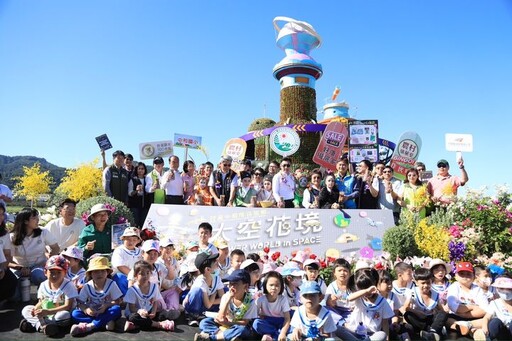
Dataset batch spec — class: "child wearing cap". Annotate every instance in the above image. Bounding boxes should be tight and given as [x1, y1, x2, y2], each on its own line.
[19, 255, 78, 336]
[241, 259, 263, 300]
[184, 251, 224, 326]
[123, 260, 178, 332]
[195, 269, 257, 341]
[401, 268, 449, 341]
[214, 238, 231, 280]
[61, 246, 86, 291]
[253, 270, 291, 341]
[290, 280, 336, 340]
[281, 263, 305, 311]
[234, 171, 258, 207]
[303, 258, 327, 295]
[446, 261, 489, 337]
[111, 227, 143, 294]
[197, 222, 219, 256]
[477, 274, 512, 340]
[157, 237, 182, 311]
[70, 256, 122, 336]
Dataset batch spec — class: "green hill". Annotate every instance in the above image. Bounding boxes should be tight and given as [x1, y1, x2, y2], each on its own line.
[0, 155, 66, 192]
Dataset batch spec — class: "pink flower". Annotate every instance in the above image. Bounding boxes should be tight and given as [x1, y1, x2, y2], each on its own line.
[449, 225, 462, 238]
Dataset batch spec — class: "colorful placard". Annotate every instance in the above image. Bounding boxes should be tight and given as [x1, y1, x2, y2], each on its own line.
[269, 126, 301, 157]
[138, 140, 174, 160]
[95, 134, 112, 151]
[174, 133, 202, 149]
[223, 138, 247, 172]
[445, 133, 473, 152]
[313, 121, 348, 170]
[389, 131, 422, 181]
[348, 120, 379, 163]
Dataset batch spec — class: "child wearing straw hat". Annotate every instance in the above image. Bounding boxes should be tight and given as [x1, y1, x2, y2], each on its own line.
[61, 246, 86, 291]
[70, 256, 122, 336]
[111, 227, 142, 294]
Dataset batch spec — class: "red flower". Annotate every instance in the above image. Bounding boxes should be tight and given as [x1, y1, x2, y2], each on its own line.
[309, 254, 317, 259]
[271, 252, 281, 261]
[326, 256, 336, 264]
[319, 260, 327, 268]
[291, 250, 298, 257]
[263, 246, 270, 254]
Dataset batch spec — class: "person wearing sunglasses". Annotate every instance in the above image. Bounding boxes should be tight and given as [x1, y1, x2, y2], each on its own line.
[272, 158, 296, 208]
[377, 166, 402, 225]
[427, 158, 468, 206]
[209, 155, 239, 206]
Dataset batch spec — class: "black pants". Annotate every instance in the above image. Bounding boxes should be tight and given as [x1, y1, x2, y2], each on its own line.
[0, 269, 17, 301]
[284, 199, 294, 208]
[128, 310, 180, 329]
[404, 311, 448, 334]
[165, 195, 184, 205]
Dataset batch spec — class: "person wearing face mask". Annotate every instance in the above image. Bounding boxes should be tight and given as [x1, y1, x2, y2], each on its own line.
[280, 263, 304, 313]
[474, 265, 497, 302]
[476, 275, 512, 340]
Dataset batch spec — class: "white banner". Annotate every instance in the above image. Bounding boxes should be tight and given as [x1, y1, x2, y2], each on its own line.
[445, 133, 473, 152]
[143, 205, 394, 259]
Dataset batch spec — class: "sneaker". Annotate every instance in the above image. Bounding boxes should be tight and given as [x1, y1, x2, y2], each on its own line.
[420, 330, 440, 341]
[42, 324, 60, 336]
[188, 319, 199, 327]
[194, 332, 210, 341]
[399, 332, 411, 341]
[261, 335, 273, 341]
[455, 321, 472, 336]
[105, 320, 116, 331]
[124, 321, 136, 332]
[70, 323, 92, 336]
[160, 320, 175, 331]
[19, 319, 36, 333]
[473, 329, 487, 341]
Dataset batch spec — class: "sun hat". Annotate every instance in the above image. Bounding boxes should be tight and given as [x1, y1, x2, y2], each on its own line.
[142, 239, 160, 253]
[261, 262, 277, 275]
[437, 159, 450, 168]
[455, 261, 474, 273]
[428, 258, 452, 273]
[61, 246, 84, 261]
[86, 256, 112, 273]
[241, 259, 263, 273]
[292, 251, 308, 264]
[492, 277, 512, 289]
[186, 241, 199, 250]
[87, 203, 112, 221]
[120, 227, 140, 240]
[45, 255, 69, 271]
[354, 259, 373, 272]
[303, 259, 320, 268]
[213, 238, 229, 250]
[194, 252, 219, 269]
[160, 237, 175, 248]
[300, 281, 322, 295]
[223, 269, 250, 284]
[280, 262, 305, 277]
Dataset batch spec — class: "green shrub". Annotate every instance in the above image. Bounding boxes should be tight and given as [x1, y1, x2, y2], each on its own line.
[383, 225, 419, 259]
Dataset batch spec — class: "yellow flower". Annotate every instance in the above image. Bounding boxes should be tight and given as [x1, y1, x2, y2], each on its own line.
[414, 219, 450, 259]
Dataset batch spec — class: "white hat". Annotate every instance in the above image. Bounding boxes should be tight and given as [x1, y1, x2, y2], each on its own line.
[303, 259, 320, 268]
[61, 246, 84, 261]
[241, 259, 263, 273]
[142, 239, 160, 252]
[160, 237, 175, 248]
[120, 227, 140, 240]
[354, 259, 373, 272]
[280, 262, 305, 277]
[261, 262, 277, 275]
[87, 203, 112, 221]
[428, 258, 452, 273]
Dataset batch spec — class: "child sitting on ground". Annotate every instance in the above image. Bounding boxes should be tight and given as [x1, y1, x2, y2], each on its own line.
[324, 258, 353, 332]
[157, 237, 181, 310]
[19, 255, 78, 336]
[474, 264, 497, 302]
[70, 256, 123, 336]
[195, 269, 257, 341]
[123, 260, 177, 332]
[214, 238, 231, 279]
[290, 280, 337, 340]
[227, 249, 245, 276]
[402, 268, 448, 341]
[111, 227, 142, 294]
[476, 274, 512, 340]
[184, 252, 225, 327]
[252, 270, 291, 341]
[281, 262, 305, 311]
[392, 262, 415, 309]
[303, 259, 327, 295]
[197, 222, 219, 255]
[61, 246, 86, 291]
[429, 258, 452, 312]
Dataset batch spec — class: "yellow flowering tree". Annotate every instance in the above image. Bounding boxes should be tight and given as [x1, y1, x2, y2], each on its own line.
[14, 163, 53, 207]
[414, 218, 451, 260]
[56, 159, 103, 201]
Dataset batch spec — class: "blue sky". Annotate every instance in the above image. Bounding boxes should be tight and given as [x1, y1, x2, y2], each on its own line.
[1, 1, 511, 194]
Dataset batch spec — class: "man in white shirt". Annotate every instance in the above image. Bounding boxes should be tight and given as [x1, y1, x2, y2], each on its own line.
[43, 198, 85, 250]
[161, 155, 184, 205]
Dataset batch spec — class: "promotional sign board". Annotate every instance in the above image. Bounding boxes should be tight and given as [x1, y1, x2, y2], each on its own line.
[269, 127, 301, 157]
[111, 223, 130, 249]
[95, 134, 112, 151]
[445, 133, 473, 152]
[139, 140, 174, 160]
[143, 205, 394, 259]
[348, 120, 379, 163]
[313, 121, 348, 170]
[174, 133, 202, 149]
[223, 138, 247, 172]
[389, 131, 422, 181]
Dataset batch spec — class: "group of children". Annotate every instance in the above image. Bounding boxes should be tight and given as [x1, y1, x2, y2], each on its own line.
[18, 220, 512, 340]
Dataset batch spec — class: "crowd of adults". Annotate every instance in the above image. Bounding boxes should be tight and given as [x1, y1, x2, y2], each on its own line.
[0, 149, 468, 304]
